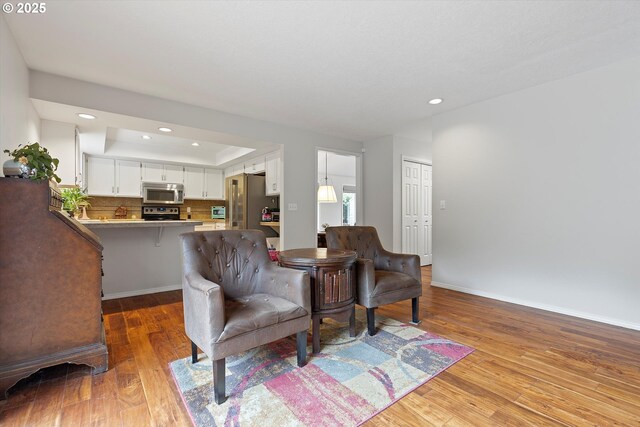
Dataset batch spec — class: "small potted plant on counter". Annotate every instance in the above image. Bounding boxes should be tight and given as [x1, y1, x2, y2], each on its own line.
[61, 187, 91, 219]
[3, 142, 61, 183]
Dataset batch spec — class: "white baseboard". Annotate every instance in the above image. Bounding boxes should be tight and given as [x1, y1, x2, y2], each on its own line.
[102, 284, 182, 300]
[431, 281, 640, 332]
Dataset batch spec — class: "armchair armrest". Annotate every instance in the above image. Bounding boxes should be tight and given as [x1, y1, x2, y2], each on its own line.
[257, 265, 311, 315]
[355, 258, 376, 306]
[375, 250, 421, 284]
[183, 271, 226, 348]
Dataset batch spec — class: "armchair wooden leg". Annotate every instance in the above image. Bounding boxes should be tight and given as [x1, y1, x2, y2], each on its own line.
[410, 297, 421, 325]
[296, 331, 307, 367]
[366, 307, 376, 336]
[212, 358, 227, 404]
[191, 341, 198, 364]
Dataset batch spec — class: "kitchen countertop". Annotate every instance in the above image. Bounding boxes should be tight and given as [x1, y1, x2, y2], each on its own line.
[78, 219, 204, 229]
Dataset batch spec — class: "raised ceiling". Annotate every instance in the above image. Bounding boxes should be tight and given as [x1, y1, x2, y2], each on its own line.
[6, 1, 640, 140]
[32, 99, 276, 167]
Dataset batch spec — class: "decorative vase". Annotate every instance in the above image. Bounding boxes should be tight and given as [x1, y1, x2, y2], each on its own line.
[3, 160, 32, 178]
[80, 206, 90, 220]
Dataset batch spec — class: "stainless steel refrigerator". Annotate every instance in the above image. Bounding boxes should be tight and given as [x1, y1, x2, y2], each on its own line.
[225, 174, 279, 237]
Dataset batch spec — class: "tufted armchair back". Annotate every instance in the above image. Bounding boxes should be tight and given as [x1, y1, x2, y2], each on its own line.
[326, 226, 416, 277]
[180, 229, 275, 299]
[325, 226, 381, 261]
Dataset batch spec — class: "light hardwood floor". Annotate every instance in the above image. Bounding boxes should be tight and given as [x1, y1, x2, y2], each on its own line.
[1, 266, 639, 426]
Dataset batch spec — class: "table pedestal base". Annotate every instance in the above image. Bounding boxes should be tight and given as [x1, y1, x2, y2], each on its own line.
[312, 305, 356, 354]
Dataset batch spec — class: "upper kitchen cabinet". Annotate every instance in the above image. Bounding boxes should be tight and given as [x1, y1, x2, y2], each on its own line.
[184, 167, 224, 200]
[265, 152, 281, 195]
[142, 162, 184, 183]
[224, 164, 244, 177]
[223, 156, 266, 177]
[86, 157, 141, 197]
[87, 157, 115, 196]
[244, 158, 265, 174]
[204, 169, 224, 199]
[116, 160, 142, 196]
[184, 166, 205, 199]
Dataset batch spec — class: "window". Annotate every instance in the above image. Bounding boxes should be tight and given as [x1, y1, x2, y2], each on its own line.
[342, 185, 356, 226]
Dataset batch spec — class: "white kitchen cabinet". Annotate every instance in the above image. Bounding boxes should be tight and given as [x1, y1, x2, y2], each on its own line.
[142, 162, 184, 183]
[183, 167, 223, 200]
[116, 160, 142, 196]
[232, 164, 244, 176]
[223, 155, 265, 178]
[265, 152, 281, 195]
[244, 159, 265, 174]
[86, 158, 141, 197]
[164, 164, 184, 183]
[87, 157, 116, 196]
[204, 169, 224, 199]
[142, 162, 164, 182]
[184, 166, 205, 199]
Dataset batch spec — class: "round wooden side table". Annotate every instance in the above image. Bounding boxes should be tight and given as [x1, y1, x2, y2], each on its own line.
[278, 248, 357, 354]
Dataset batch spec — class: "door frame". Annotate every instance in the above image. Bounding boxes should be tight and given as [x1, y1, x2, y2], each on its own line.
[401, 156, 432, 265]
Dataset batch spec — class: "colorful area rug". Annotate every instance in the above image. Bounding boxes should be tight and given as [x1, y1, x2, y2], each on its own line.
[169, 311, 473, 426]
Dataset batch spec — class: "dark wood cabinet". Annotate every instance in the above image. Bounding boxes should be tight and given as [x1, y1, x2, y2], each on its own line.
[0, 178, 108, 399]
[279, 248, 356, 354]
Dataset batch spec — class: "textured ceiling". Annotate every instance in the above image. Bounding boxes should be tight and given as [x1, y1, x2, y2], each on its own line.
[6, 1, 640, 140]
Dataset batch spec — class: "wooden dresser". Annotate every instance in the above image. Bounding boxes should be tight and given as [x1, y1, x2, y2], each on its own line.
[0, 178, 108, 399]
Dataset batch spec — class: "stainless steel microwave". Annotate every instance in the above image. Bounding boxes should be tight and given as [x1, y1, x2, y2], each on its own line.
[142, 182, 184, 204]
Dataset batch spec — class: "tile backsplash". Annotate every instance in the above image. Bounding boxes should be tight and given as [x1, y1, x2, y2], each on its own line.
[85, 197, 226, 221]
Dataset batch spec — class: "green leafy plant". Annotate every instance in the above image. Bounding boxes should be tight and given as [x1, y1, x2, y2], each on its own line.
[61, 187, 91, 214]
[3, 142, 61, 183]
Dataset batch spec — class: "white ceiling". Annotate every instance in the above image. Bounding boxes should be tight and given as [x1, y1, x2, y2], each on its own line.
[7, 1, 640, 141]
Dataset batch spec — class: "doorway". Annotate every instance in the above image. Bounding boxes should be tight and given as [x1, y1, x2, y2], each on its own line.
[316, 149, 362, 246]
[401, 159, 432, 265]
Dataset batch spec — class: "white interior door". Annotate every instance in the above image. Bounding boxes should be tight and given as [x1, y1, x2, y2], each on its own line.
[420, 164, 433, 265]
[402, 160, 432, 266]
[401, 161, 420, 256]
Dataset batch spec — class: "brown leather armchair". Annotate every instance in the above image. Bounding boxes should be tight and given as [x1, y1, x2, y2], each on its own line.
[325, 226, 422, 336]
[179, 230, 311, 404]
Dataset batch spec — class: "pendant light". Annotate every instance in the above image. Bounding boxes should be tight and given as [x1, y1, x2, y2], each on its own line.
[318, 151, 337, 203]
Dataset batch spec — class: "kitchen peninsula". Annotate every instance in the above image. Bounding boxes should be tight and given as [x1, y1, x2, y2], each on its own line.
[80, 219, 203, 299]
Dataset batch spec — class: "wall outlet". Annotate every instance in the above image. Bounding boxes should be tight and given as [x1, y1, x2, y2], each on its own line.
[288, 203, 298, 211]
[439, 200, 446, 210]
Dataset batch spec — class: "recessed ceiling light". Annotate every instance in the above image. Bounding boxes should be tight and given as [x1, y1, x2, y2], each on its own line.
[158, 127, 172, 132]
[77, 113, 96, 119]
[142, 135, 152, 140]
[192, 142, 200, 147]
[428, 98, 443, 105]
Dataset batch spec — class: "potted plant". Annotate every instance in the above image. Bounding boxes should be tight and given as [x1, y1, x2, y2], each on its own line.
[3, 142, 61, 183]
[61, 187, 91, 218]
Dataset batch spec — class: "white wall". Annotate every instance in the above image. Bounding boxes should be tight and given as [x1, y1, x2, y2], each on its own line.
[29, 71, 362, 249]
[317, 173, 356, 230]
[432, 56, 640, 330]
[40, 119, 76, 185]
[363, 136, 394, 246]
[0, 15, 39, 160]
